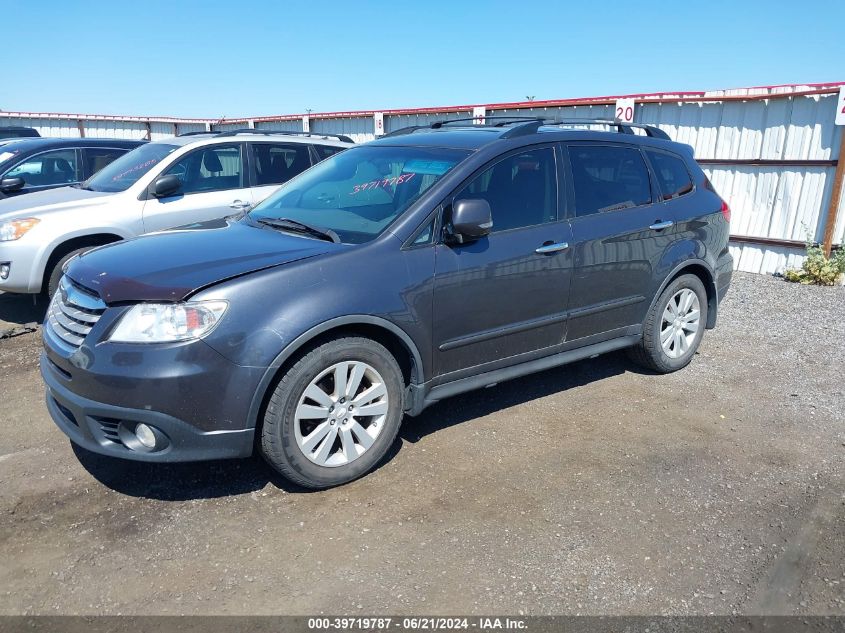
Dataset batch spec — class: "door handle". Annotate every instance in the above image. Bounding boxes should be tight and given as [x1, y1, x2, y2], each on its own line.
[535, 241, 569, 255]
[229, 199, 252, 210]
[649, 220, 674, 230]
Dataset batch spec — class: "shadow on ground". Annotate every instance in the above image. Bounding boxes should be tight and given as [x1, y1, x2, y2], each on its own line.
[0, 291, 47, 327]
[69, 352, 643, 500]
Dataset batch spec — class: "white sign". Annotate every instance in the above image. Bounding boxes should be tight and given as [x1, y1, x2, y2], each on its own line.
[374, 112, 385, 136]
[302, 115, 310, 132]
[472, 106, 486, 125]
[836, 86, 845, 126]
[614, 98, 636, 123]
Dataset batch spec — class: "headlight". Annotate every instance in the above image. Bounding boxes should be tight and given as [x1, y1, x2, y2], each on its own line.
[0, 218, 40, 241]
[108, 301, 228, 343]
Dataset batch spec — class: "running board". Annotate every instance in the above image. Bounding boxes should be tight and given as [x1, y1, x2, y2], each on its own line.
[412, 334, 641, 414]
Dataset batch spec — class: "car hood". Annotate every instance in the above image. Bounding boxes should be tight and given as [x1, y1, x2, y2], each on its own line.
[65, 219, 336, 303]
[0, 186, 114, 221]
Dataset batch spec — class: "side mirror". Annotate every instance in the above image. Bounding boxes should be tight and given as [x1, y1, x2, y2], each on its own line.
[0, 177, 25, 193]
[153, 174, 182, 198]
[447, 198, 493, 244]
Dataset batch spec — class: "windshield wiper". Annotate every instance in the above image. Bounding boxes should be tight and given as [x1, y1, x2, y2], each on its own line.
[256, 217, 341, 244]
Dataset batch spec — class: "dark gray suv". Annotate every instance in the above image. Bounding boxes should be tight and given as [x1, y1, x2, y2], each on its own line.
[41, 118, 733, 489]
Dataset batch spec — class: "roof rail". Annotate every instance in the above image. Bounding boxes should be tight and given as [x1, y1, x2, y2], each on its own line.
[379, 117, 671, 141]
[430, 116, 543, 129]
[381, 125, 428, 138]
[212, 129, 355, 143]
[507, 118, 670, 140]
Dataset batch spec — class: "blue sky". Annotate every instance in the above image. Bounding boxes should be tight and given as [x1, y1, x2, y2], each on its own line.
[4, 0, 843, 118]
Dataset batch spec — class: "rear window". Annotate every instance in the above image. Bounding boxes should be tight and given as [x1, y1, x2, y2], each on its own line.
[569, 145, 652, 216]
[646, 150, 694, 200]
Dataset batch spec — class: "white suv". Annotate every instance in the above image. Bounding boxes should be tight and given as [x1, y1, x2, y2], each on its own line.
[0, 130, 353, 296]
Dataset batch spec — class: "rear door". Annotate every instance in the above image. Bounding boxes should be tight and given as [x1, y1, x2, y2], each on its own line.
[564, 142, 677, 342]
[248, 141, 315, 207]
[432, 145, 573, 377]
[81, 146, 131, 179]
[141, 142, 252, 231]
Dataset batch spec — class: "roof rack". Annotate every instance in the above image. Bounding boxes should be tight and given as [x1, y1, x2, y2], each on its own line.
[502, 118, 670, 140]
[381, 125, 428, 138]
[430, 116, 543, 129]
[381, 116, 670, 141]
[177, 129, 354, 143]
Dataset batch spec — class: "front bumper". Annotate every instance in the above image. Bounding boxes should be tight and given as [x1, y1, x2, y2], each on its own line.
[42, 353, 255, 462]
[0, 238, 42, 293]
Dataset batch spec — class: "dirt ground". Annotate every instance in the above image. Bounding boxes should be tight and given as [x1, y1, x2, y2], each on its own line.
[0, 273, 843, 616]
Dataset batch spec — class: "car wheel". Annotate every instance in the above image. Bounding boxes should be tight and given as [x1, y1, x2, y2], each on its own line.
[260, 336, 405, 489]
[627, 273, 708, 373]
[46, 248, 89, 299]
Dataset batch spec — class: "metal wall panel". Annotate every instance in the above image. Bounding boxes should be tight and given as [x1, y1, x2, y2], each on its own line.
[2, 84, 843, 275]
[310, 116, 375, 143]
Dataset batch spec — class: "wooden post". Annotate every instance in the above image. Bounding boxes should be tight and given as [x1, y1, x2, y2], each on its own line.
[76, 119, 85, 137]
[822, 127, 845, 256]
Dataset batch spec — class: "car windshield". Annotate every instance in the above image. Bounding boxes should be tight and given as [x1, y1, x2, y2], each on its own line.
[248, 145, 470, 244]
[83, 142, 179, 192]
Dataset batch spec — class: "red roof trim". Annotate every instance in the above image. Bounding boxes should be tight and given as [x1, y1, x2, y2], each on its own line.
[3, 82, 843, 125]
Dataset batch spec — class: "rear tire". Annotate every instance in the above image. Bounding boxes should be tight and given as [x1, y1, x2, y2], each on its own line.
[260, 337, 404, 489]
[627, 274, 708, 373]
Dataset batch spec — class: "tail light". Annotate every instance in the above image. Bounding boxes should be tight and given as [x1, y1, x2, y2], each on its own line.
[704, 176, 731, 222]
[720, 200, 731, 222]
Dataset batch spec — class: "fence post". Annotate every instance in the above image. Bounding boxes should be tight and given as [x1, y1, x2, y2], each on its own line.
[822, 126, 845, 256]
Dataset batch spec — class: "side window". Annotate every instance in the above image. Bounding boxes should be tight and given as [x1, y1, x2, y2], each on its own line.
[411, 218, 435, 246]
[83, 148, 127, 178]
[454, 147, 557, 232]
[6, 149, 80, 187]
[315, 145, 346, 160]
[646, 150, 694, 200]
[569, 145, 652, 216]
[251, 143, 312, 186]
[164, 144, 243, 194]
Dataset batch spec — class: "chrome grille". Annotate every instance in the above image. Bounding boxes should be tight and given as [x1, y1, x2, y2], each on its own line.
[47, 276, 106, 350]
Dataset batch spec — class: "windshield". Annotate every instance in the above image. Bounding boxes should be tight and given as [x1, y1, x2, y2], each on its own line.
[248, 145, 470, 244]
[83, 142, 179, 192]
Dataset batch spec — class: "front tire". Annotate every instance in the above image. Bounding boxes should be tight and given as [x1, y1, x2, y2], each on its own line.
[46, 247, 89, 299]
[260, 337, 405, 489]
[627, 274, 708, 373]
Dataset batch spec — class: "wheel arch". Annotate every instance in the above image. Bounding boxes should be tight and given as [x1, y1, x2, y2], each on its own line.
[246, 316, 425, 431]
[40, 232, 125, 293]
[650, 259, 718, 329]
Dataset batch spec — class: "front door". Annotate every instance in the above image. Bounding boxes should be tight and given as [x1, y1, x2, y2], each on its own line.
[142, 142, 252, 232]
[432, 146, 573, 378]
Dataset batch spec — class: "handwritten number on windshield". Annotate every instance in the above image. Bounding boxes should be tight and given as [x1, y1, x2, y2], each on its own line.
[350, 172, 416, 195]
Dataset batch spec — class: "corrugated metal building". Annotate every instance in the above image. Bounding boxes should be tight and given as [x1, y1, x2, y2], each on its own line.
[2, 82, 843, 275]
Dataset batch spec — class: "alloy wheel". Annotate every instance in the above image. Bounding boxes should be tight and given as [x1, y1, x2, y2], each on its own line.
[293, 361, 389, 467]
[660, 288, 701, 359]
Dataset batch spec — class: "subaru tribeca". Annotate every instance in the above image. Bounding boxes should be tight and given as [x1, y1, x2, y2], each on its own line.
[41, 118, 733, 489]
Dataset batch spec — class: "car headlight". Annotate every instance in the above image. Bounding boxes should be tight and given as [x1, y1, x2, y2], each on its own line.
[0, 218, 40, 241]
[108, 301, 228, 343]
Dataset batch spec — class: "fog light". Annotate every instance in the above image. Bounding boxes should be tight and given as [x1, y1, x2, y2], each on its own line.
[0, 263, 9, 280]
[135, 423, 156, 448]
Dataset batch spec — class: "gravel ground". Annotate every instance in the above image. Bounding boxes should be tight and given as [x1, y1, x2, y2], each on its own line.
[0, 273, 843, 616]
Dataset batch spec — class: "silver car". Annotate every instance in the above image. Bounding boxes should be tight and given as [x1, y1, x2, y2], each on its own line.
[0, 130, 352, 296]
